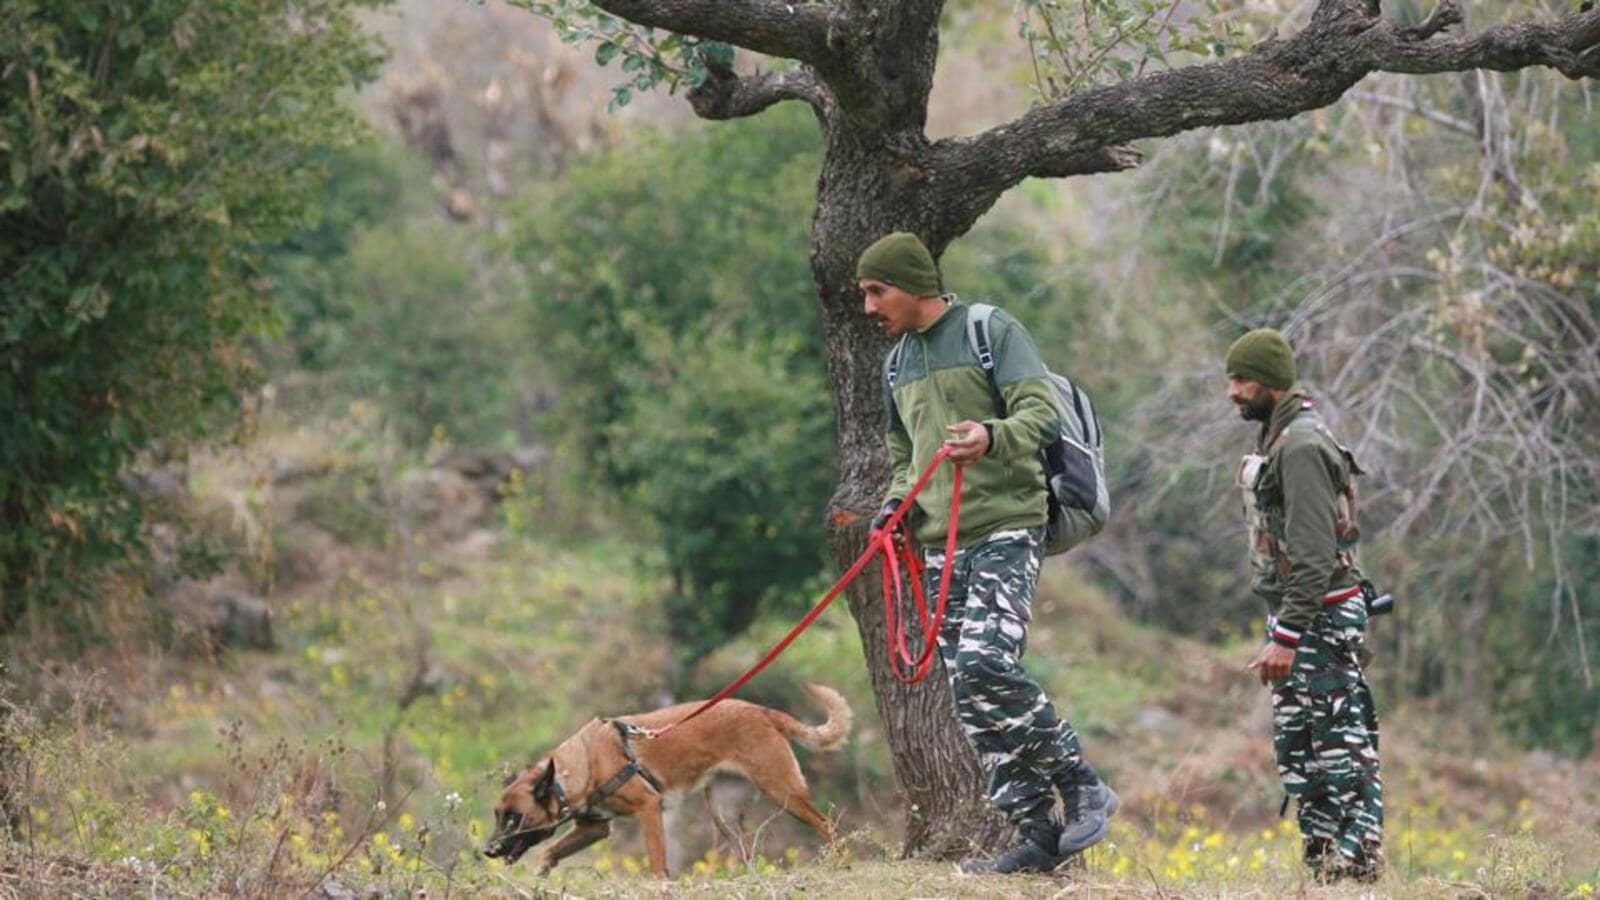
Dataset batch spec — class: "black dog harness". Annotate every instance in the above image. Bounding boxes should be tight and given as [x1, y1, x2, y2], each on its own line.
[550, 719, 665, 827]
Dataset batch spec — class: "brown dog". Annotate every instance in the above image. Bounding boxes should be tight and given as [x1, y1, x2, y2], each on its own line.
[483, 683, 851, 876]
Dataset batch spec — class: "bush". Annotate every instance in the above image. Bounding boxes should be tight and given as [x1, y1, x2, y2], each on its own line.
[0, 0, 384, 626]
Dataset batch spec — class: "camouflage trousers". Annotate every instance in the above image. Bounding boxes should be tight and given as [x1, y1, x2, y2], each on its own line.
[925, 527, 1082, 828]
[1270, 596, 1384, 873]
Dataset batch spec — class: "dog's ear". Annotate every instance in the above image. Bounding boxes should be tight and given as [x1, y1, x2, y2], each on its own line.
[531, 762, 556, 803]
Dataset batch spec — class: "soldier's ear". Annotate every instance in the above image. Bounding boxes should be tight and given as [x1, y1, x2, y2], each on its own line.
[532, 762, 556, 803]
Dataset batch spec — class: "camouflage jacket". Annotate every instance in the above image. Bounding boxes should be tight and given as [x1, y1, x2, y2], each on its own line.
[882, 299, 1059, 548]
[1238, 386, 1363, 648]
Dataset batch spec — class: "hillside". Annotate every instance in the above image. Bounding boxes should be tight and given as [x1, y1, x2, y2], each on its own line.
[4, 410, 1595, 897]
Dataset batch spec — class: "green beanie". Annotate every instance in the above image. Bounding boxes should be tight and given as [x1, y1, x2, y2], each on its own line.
[856, 232, 941, 297]
[1226, 328, 1296, 389]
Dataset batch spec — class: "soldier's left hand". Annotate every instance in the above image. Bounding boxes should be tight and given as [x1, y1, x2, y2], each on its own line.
[1248, 642, 1296, 685]
[944, 421, 990, 464]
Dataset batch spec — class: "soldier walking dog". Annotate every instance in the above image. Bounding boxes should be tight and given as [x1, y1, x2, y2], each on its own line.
[861, 232, 1117, 875]
[1226, 328, 1384, 882]
[483, 684, 849, 877]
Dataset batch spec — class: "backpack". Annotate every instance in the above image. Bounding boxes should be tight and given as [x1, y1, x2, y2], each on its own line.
[886, 302, 1110, 555]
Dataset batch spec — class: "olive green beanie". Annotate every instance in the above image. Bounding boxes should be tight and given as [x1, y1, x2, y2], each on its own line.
[856, 232, 941, 298]
[1225, 328, 1296, 389]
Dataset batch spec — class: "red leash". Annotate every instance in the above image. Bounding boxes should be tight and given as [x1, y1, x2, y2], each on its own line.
[643, 448, 963, 738]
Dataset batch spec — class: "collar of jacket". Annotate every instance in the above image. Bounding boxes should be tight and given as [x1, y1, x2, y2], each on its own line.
[915, 297, 964, 336]
[1260, 384, 1313, 451]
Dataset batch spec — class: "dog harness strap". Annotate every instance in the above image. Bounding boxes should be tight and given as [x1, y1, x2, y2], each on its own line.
[610, 719, 665, 794]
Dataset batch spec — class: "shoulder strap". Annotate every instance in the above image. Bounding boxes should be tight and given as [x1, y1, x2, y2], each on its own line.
[964, 303, 1006, 417]
[885, 335, 909, 389]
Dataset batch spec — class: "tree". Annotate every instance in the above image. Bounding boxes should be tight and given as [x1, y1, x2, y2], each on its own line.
[0, 1, 383, 628]
[509, 0, 1600, 854]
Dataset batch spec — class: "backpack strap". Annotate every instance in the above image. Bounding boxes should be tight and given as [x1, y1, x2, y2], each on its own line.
[884, 334, 909, 424]
[965, 303, 1007, 417]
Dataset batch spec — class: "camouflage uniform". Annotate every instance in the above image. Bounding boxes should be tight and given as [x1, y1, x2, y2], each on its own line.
[1239, 387, 1383, 876]
[924, 526, 1082, 829]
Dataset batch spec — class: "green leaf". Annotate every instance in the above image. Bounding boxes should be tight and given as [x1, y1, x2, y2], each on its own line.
[595, 41, 620, 66]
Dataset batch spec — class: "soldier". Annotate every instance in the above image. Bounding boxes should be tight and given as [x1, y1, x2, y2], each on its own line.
[1226, 328, 1383, 882]
[861, 232, 1117, 875]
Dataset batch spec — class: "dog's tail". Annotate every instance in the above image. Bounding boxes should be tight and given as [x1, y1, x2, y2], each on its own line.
[769, 683, 852, 751]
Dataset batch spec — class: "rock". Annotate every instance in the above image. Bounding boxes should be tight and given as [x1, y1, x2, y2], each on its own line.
[454, 528, 499, 561]
[428, 446, 548, 495]
[399, 468, 487, 539]
[165, 580, 275, 651]
[1135, 705, 1184, 736]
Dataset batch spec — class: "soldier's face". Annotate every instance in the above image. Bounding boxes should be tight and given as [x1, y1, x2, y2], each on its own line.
[1227, 375, 1274, 421]
[861, 279, 919, 336]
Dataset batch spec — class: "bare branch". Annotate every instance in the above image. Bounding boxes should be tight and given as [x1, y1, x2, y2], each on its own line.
[956, 2, 1600, 188]
[1373, 5, 1600, 79]
[1346, 89, 1476, 135]
[687, 63, 831, 121]
[590, 0, 843, 66]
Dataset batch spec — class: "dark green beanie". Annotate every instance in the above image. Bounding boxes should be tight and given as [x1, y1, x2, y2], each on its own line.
[1226, 328, 1296, 389]
[856, 232, 941, 297]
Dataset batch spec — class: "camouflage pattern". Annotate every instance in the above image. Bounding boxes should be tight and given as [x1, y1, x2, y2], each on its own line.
[924, 526, 1082, 828]
[1270, 595, 1384, 875]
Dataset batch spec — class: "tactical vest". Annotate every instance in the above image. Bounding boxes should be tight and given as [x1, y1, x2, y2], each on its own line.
[1236, 401, 1363, 598]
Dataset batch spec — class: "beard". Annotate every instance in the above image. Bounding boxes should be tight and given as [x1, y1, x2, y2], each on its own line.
[1237, 393, 1274, 422]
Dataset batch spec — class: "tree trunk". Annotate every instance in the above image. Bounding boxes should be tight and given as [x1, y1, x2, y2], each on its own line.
[811, 134, 1011, 857]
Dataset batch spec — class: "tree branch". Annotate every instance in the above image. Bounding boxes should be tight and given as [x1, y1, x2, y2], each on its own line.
[955, 0, 1600, 189]
[687, 63, 830, 120]
[590, 0, 843, 66]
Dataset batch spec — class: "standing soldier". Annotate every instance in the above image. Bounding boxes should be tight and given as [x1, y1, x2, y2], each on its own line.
[1226, 328, 1383, 882]
[861, 232, 1117, 875]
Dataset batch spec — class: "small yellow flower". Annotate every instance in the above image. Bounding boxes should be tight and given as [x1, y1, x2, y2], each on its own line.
[398, 813, 416, 832]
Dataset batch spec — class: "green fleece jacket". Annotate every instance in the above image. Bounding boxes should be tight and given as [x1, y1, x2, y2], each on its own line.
[1252, 386, 1362, 646]
[883, 300, 1059, 548]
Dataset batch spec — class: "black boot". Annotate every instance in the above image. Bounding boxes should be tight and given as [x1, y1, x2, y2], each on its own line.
[958, 822, 1066, 875]
[1055, 761, 1119, 855]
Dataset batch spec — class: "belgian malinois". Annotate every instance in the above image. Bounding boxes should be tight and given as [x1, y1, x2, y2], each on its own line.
[484, 683, 850, 876]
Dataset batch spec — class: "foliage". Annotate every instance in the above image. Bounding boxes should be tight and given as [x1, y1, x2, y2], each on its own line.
[263, 141, 524, 447]
[510, 104, 833, 658]
[504, 0, 737, 111]
[0, 0, 384, 625]
[1013, 0, 1254, 97]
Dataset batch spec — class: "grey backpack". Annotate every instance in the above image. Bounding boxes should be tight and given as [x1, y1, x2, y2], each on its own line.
[884, 303, 1110, 555]
[965, 304, 1109, 554]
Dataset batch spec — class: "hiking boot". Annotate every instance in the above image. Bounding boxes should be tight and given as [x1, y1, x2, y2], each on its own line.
[1056, 774, 1119, 856]
[958, 825, 1065, 875]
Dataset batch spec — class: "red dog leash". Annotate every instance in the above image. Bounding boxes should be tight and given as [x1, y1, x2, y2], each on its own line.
[643, 448, 963, 738]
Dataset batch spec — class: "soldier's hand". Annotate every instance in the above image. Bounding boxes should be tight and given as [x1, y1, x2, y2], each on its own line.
[1248, 642, 1296, 685]
[943, 421, 990, 464]
[869, 499, 908, 551]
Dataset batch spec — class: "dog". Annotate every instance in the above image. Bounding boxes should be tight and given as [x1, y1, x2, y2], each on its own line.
[483, 683, 851, 877]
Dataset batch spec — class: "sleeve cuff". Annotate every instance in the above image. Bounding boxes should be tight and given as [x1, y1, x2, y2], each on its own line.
[1268, 619, 1304, 648]
[979, 420, 999, 457]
